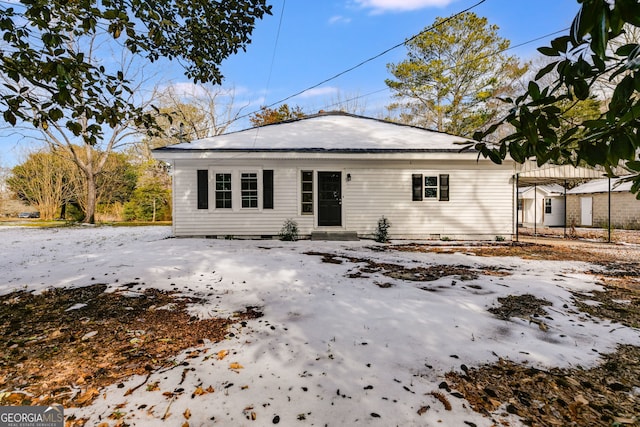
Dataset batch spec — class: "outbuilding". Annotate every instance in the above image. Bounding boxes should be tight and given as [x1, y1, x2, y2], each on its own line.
[153, 112, 516, 240]
[566, 176, 640, 229]
[518, 184, 565, 227]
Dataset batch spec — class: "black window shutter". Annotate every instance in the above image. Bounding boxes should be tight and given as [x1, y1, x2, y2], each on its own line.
[197, 169, 208, 209]
[439, 174, 449, 201]
[263, 170, 274, 209]
[412, 174, 423, 201]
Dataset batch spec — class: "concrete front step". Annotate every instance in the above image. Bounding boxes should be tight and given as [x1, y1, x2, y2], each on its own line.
[311, 231, 359, 241]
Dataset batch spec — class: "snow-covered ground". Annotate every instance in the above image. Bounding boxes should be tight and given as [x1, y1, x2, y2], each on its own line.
[1, 225, 639, 426]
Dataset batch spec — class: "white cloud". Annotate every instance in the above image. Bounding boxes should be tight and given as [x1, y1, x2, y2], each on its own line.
[163, 82, 247, 99]
[328, 15, 352, 25]
[354, 0, 454, 13]
[166, 82, 209, 98]
[298, 86, 340, 98]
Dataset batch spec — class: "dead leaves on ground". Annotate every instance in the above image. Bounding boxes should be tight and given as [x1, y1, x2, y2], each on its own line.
[390, 242, 640, 426]
[446, 345, 640, 426]
[0, 283, 261, 407]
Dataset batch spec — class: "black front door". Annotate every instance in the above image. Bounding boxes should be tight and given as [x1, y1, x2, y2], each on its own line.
[317, 172, 342, 226]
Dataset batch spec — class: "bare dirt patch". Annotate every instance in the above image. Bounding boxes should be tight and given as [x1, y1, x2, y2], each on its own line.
[392, 241, 605, 262]
[0, 284, 260, 408]
[304, 251, 510, 283]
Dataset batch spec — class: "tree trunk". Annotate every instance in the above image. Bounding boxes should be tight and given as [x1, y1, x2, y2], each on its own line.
[84, 172, 97, 224]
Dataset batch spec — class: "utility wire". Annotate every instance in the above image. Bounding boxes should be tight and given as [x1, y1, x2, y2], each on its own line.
[197, 0, 489, 135]
[263, 0, 286, 104]
[182, 1, 569, 140]
[252, 0, 286, 145]
[312, 27, 570, 115]
[264, 0, 488, 108]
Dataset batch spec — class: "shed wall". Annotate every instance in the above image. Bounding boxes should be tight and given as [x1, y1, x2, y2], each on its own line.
[566, 192, 640, 229]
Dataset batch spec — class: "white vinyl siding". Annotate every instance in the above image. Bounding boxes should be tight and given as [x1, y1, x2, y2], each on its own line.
[170, 158, 514, 239]
[344, 166, 512, 239]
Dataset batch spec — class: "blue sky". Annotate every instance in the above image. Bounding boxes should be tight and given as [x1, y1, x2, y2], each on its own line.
[1, 0, 581, 167]
[213, 0, 581, 121]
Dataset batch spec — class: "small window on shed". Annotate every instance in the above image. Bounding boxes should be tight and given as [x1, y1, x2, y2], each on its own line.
[545, 199, 552, 214]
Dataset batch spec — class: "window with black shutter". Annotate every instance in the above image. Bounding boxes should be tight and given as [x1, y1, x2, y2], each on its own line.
[263, 170, 274, 209]
[197, 169, 208, 209]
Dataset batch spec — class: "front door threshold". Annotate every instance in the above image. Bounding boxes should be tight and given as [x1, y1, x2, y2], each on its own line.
[311, 231, 359, 241]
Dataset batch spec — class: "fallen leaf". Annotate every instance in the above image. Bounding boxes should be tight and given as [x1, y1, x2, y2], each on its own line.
[574, 394, 589, 405]
[183, 408, 191, 419]
[1, 392, 28, 404]
[146, 382, 160, 392]
[217, 349, 229, 360]
[191, 386, 213, 397]
[229, 362, 244, 370]
[613, 417, 637, 424]
[417, 405, 430, 415]
[181, 422, 189, 427]
[81, 331, 98, 341]
[76, 388, 100, 405]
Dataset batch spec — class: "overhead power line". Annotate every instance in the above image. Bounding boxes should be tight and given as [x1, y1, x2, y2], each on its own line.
[234, 0, 488, 122]
[263, 0, 286, 103]
[311, 27, 570, 115]
[180, 0, 570, 140]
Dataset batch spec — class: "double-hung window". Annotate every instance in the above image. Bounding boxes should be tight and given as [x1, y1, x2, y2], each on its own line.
[424, 176, 438, 199]
[301, 171, 313, 214]
[241, 173, 258, 208]
[215, 173, 232, 209]
[412, 174, 450, 201]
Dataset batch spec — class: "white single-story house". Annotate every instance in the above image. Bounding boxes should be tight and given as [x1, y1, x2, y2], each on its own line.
[518, 184, 565, 227]
[566, 176, 640, 229]
[153, 112, 517, 240]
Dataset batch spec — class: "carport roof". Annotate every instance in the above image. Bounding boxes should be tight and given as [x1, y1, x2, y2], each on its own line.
[516, 161, 606, 186]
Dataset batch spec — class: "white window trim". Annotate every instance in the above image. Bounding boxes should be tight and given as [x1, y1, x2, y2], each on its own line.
[238, 170, 262, 211]
[213, 170, 233, 211]
[423, 175, 439, 201]
[299, 169, 315, 216]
